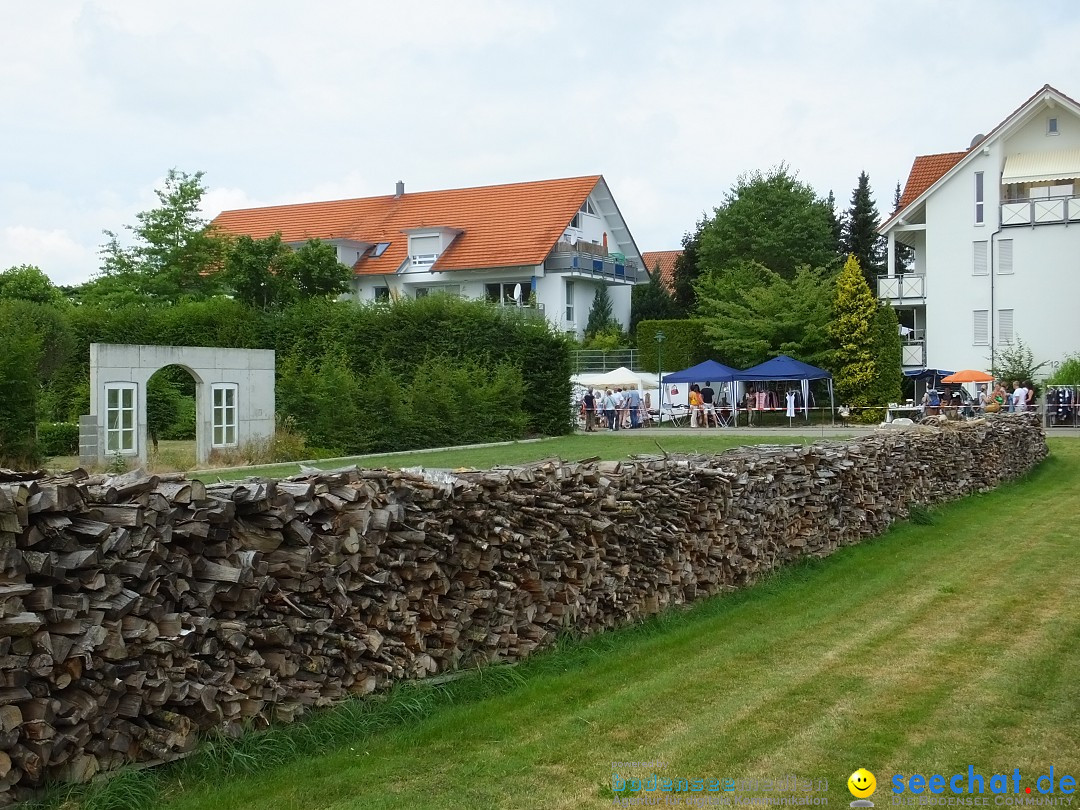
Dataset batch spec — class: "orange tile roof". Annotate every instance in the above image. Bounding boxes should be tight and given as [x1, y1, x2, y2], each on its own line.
[641, 250, 682, 290]
[211, 176, 602, 275]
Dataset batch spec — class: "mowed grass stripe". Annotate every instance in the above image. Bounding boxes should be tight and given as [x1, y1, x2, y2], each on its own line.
[147, 439, 1075, 810]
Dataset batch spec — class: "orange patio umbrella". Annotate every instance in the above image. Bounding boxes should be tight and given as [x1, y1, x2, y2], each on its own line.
[941, 369, 994, 383]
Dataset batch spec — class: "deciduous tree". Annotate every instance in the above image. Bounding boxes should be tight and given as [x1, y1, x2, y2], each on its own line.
[697, 164, 839, 280]
[99, 168, 229, 302]
[696, 261, 835, 369]
[0, 265, 64, 305]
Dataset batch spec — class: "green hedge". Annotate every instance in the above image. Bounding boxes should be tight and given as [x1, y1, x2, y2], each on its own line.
[37, 422, 79, 457]
[635, 319, 714, 372]
[38, 295, 573, 456]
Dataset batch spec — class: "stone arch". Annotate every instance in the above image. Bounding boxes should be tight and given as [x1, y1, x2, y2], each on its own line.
[81, 344, 275, 467]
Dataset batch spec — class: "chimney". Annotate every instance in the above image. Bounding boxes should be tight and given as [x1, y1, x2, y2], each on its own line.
[394, 180, 404, 198]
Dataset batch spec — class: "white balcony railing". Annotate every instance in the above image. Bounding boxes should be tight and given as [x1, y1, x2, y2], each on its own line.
[902, 342, 925, 367]
[1001, 195, 1080, 227]
[878, 273, 925, 300]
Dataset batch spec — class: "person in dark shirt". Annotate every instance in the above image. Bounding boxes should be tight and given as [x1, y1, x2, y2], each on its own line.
[582, 390, 596, 432]
[700, 382, 717, 428]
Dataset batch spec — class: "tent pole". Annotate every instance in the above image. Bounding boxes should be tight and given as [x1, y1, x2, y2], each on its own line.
[829, 380, 835, 425]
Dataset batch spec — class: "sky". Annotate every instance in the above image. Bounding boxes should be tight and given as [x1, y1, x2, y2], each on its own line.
[3, 0, 1080, 286]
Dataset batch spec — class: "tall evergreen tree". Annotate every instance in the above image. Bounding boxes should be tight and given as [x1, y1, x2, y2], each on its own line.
[671, 221, 705, 314]
[891, 181, 914, 274]
[829, 254, 879, 421]
[870, 303, 903, 410]
[840, 172, 885, 289]
[585, 284, 616, 338]
[825, 189, 842, 256]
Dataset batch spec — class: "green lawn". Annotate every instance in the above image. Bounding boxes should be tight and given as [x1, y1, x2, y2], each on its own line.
[194, 432, 845, 482]
[59, 437, 1079, 810]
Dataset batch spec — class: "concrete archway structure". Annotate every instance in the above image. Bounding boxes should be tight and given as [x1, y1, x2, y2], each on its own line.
[80, 343, 276, 467]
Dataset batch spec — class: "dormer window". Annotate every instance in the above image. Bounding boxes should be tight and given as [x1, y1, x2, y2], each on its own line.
[408, 234, 440, 266]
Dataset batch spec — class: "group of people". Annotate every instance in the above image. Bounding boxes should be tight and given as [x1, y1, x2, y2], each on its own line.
[921, 380, 1037, 417]
[687, 382, 731, 428]
[978, 380, 1038, 414]
[580, 387, 651, 431]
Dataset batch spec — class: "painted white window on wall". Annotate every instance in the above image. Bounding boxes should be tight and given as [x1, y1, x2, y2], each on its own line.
[973, 310, 989, 345]
[105, 384, 136, 454]
[998, 239, 1013, 274]
[973, 241, 988, 275]
[211, 384, 238, 448]
[975, 172, 984, 224]
[565, 280, 575, 323]
[997, 309, 1014, 345]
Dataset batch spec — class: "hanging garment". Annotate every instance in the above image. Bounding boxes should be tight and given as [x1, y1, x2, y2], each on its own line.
[786, 391, 796, 418]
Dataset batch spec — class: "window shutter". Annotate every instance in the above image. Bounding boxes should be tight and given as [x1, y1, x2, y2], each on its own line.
[998, 239, 1013, 274]
[973, 310, 989, 345]
[998, 309, 1014, 344]
[973, 241, 988, 275]
[409, 235, 440, 257]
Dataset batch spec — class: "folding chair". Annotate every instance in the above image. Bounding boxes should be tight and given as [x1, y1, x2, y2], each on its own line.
[662, 405, 688, 427]
[714, 406, 733, 428]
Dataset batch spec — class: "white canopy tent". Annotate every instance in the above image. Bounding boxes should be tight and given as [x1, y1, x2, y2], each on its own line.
[571, 366, 656, 390]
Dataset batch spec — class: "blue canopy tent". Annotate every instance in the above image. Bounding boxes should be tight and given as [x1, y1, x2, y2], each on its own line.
[733, 355, 834, 423]
[661, 360, 740, 425]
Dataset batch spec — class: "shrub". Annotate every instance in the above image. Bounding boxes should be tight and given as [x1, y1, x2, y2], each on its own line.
[37, 421, 79, 457]
[635, 319, 712, 372]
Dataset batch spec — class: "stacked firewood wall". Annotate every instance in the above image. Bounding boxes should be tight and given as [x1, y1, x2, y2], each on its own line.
[0, 416, 1046, 803]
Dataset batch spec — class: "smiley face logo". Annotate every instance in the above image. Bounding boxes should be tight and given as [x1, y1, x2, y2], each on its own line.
[848, 768, 877, 798]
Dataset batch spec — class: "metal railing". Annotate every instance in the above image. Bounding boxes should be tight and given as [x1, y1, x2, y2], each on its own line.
[1001, 195, 1080, 226]
[878, 273, 926, 300]
[547, 244, 641, 283]
[572, 349, 641, 373]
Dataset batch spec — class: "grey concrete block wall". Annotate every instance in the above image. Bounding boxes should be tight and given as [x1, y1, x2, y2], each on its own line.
[87, 343, 276, 465]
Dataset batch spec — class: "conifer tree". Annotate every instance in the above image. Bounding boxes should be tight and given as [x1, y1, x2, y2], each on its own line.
[840, 172, 885, 288]
[630, 262, 681, 337]
[871, 303, 903, 411]
[585, 284, 616, 338]
[891, 181, 914, 274]
[825, 189, 842, 256]
[829, 254, 879, 420]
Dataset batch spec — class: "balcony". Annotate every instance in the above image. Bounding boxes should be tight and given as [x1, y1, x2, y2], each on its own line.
[546, 242, 640, 284]
[878, 273, 925, 302]
[901, 340, 926, 367]
[1001, 194, 1080, 227]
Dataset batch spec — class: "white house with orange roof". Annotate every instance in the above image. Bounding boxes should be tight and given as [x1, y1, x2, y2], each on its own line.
[879, 84, 1080, 375]
[211, 176, 645, 339]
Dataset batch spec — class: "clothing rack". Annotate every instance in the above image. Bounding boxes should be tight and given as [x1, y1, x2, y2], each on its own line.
[1044, 385, 1077, 428]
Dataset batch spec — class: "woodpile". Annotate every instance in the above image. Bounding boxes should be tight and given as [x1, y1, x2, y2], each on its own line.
[0, 415, 1046, 803]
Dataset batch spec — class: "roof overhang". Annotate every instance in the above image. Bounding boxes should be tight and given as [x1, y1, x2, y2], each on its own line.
[1002, 148, 1080, 184]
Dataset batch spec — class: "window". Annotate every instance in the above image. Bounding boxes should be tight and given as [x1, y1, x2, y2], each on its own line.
[998, 239, 1013, 274]
[973, 241, 988, 275]
[973, 310, 989, 345]
[580, 199, 597, 216]
[485, 282, 527, 305]
[374, 286, 390, 302]
[414, 288, 429, 299]
[211, 384, 238, 448]
[565, 280, 575, 323]
[569, 212, 582, 229]
[997, 309, 1014, 344]
[372, 242, 391, 257]
[105, 384, 136, 454]
[1048, 117, 1059, 135]
[975, 172, 984, 224]
[408, 234, 440, 266]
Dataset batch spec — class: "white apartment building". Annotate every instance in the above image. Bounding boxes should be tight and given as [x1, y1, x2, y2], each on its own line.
[879, 84, 1080, 376]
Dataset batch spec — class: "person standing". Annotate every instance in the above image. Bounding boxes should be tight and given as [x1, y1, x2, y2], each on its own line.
[582, 389, 596, 432]
[700, 381, 717, 428]
[625, 386, 642, 429]
[602, 388, 617, 430]
[688, 384, 704, 428]
[1011, 381, 1027, 413]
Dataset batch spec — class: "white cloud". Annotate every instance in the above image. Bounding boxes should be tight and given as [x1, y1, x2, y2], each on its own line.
[3, 0, 1080, 280]
[0, 227, 98, 286]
